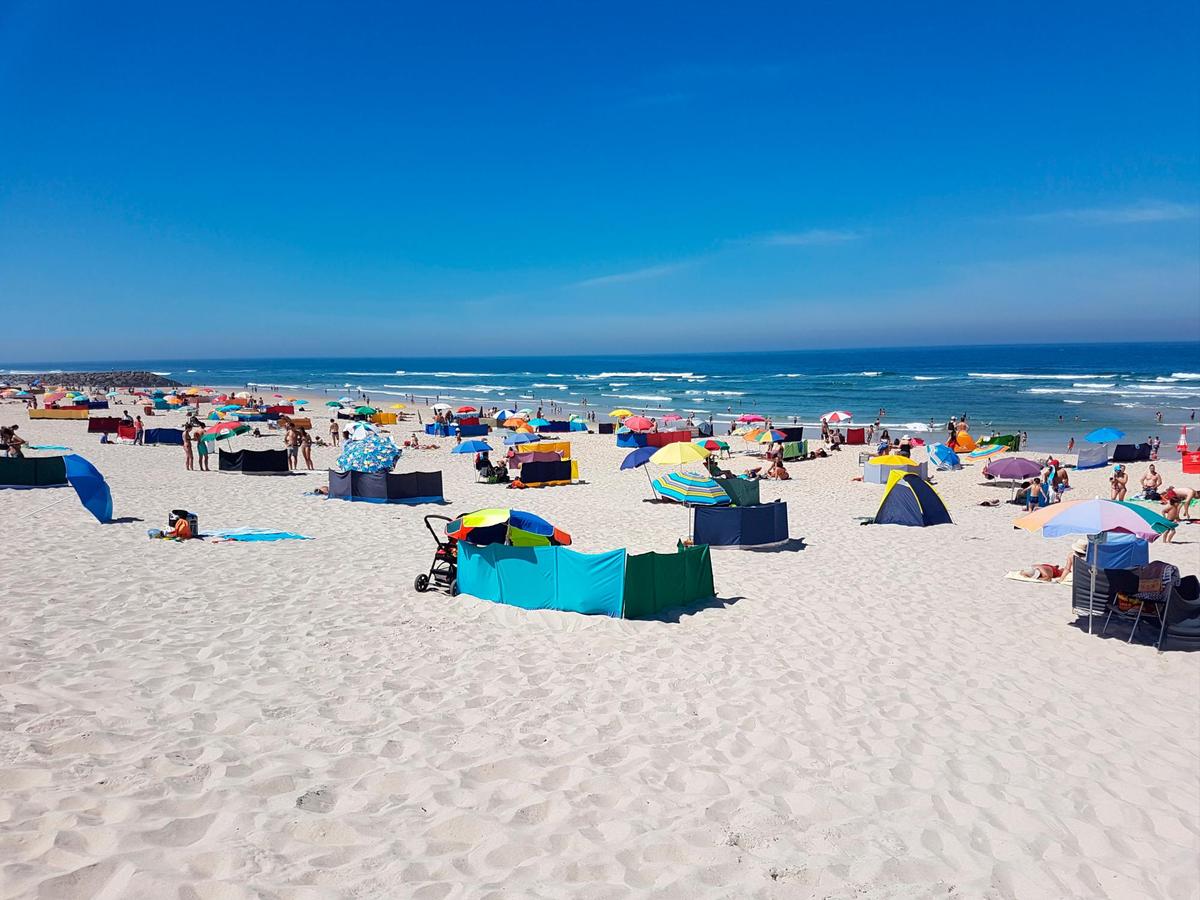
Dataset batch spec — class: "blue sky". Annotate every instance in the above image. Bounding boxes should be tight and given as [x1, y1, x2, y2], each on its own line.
[1, 1, 1198, 361]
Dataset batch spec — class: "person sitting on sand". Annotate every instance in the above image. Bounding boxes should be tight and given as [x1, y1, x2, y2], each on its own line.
[1140, 465, 1162, 500]
[704, 456, 732, 479]
[1110, 465, 1128, 501]
[763, 458, 791, 480]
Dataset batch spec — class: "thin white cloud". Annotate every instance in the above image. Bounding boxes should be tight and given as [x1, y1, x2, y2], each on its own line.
[1027, 200, 1199, 225]
[572, 263, 687, 288]
[755, 228, 863, 247]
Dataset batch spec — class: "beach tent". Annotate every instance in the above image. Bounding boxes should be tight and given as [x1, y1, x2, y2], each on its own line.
[1111, 443, 1152, 463]
[1076, 444, 1109, 470]
[327, 469, 444, 504]
[874, 471, 952, 527]
[693, 501, 789, 547]
[218, 448, 290, 474]
[927, 443, 961, 471]
[457, 542, 715, 619]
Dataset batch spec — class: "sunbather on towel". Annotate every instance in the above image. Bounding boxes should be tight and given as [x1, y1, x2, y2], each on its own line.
[1017, 563, 1064, 581]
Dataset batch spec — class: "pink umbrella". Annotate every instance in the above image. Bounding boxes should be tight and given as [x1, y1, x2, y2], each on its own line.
[737, 414, 766, 423]
[624, 416, 654, 432]
[663, 414, 682, 421]
[822, 410, 853, 423]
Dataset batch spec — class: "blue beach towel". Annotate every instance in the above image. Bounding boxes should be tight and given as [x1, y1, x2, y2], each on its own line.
[200, 528, 313, 542]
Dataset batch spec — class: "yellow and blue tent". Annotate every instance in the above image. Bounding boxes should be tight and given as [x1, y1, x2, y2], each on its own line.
[874, 471, 952, 527]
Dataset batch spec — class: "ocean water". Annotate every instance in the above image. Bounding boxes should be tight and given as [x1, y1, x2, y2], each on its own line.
[7, 342, 1199, 451]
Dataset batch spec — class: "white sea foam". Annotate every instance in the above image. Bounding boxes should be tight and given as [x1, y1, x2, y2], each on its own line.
[152, 371, 172, 376]
[580, 371, 697, 379]
[531, 383, 568, 389]
[601, 393, 673, 402]
[705, 390, 746, 396]
[969, 372, 1115, 380]
[913, 376, 941, 381]
[1075, 382, 1115, 388]
[608, 382, 630, 388]
[1171, 372, 1200, 380]
[343, 371, 402, 376]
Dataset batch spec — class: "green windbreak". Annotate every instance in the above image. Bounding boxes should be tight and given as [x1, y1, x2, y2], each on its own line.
[621, 544, 716, 619]
[715, 476, 760, 507]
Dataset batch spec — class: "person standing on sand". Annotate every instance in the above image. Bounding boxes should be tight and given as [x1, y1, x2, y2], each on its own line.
[284, 424, 299, 470]
[329, 418, 340, 446]
[1110, 465, 1128, 501]
[195, 429, 210, 471]
[1067, 437, 1075, 452]
[183, 424, 195, 470]
[134, 415, 145, 445]
[300, 429, 314, 470]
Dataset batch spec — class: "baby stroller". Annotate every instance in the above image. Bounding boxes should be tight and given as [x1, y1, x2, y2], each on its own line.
[414, 514, 458, 595]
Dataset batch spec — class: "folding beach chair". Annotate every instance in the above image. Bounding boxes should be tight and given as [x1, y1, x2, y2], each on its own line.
[1156, 575, 1200, 652]
[1101, 561, 1179, 643]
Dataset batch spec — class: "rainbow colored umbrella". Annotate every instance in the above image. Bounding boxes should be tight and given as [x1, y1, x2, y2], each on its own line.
[754, 429, 787, 444]
[446, 509, 571, 547]
[693, 438, 729, 451]
[968, 444, 1008, 461]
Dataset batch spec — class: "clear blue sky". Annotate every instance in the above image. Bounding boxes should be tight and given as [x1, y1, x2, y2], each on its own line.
[2, 1, 1198, 361]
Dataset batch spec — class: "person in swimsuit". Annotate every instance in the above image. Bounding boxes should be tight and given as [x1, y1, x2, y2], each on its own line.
[183, 424, 195, 470]
[195, 428, 210, 471]
[1140, 465, 1162, 499]
[1018, 563, 1064, 581]
[1110, 465, 1128, 501]
[300, 428, 314, 470]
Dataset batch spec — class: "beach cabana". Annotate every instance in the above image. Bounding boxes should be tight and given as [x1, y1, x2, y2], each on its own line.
[873, 472, 951, 527]
[456, 542, 715, 619]
[327, 469, 444, 504]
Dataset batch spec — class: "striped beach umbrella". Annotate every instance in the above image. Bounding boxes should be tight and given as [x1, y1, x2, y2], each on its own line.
[968, 444, 1008, 461]
[754, 429, 787, 444]
[651, 471, 730, 506]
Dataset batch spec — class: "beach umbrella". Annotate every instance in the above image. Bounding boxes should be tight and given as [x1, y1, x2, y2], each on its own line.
[201, 421, 250, 441]
[609, 409, 633, 418]
[355, 406, 377, 415]
[504, 432, 541, 445]
[927, 443, 961, 470]
[624, 416, 654, 432]
[737, 414, 766, 423]
[207, 412, 220, 421]
[1085, 427, 1125, 444]
[452, 440, 493, 454]
[1014, 498, 1175, 633]
[63, 454, 113, 524]
[456, 405, 477, 413]
[105, 390, 120, 397]
[348, 422, 380, 441]
[867, 455, 920, 467]
[447, 508, 571, 547]
[650, 442, 710, 466]
[14, 391, 32, 398]
[754, 429, 787, 444]
[621, 446, 657, 470]
[822, 411, 853, 423]
[431, 403, 452, 412]
[742, 428, 765, 443]
[694, 438, 729, 452]
[663, 414, 683, 422]
[518, 408, 534, 416]
[234, 391, 251, 399]
[966, 444, 1008, 461]
[390, 403, 407, 409]
[272, 393, 283, 398]
[338, 395, 353, 403]
[217, 404, 241, 412]
[984, 457, 1042, 481]
[337, 433, 401, 473]
[514, 424, 536, 434]
[528, 418, 550, 427]
[651, 471, 730, 506]
[325, 400, 341, 407]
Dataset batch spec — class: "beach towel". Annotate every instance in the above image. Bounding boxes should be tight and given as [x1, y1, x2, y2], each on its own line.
[200, 528, 313, 542]
[1004, 570, 1060, 584]
[29, 445, 71, 451]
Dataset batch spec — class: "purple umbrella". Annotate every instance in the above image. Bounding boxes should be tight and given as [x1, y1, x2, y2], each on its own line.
[984, 457, 1042, 481]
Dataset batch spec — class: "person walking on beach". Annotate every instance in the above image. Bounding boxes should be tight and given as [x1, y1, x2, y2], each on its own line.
[134, 415, 145, 445]
[1066, 437, 1075, 452]
[183, 424, 195, 470]
[329, 418, 340, 446]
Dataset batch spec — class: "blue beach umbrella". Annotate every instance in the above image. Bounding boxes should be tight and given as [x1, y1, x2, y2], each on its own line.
[528, 418, 551, 427]
[621, 446, 656, 470]
[336, 434, 401, 473]
[1085, 427, 1125, 444]
[453, 440, 493, 454]
[650, 471, 730, 506]
[63, 454, 113, 523]
[504, 433, 541, 445]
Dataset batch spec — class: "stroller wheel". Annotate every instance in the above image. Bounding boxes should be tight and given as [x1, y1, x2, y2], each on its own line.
[448, 578, 458, 597]
[414, 574, 429, 592]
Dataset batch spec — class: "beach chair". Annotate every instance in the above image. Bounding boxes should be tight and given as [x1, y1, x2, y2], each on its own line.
[1101, 561, 1178, 643]
[1155, 575, 1200, 652]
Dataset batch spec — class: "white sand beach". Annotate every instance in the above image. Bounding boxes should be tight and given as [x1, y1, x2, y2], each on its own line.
[2, 407, 1198, 899]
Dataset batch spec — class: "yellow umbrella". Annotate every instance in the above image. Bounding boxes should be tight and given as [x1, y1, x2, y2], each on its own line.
[390, 403, 407, 409]
[609, 409, 633, 418]
[515, 424, 535, 434]
[650, 442, 710, 466]
[867, 455, 920, 467]
[742, 428, 765, 443]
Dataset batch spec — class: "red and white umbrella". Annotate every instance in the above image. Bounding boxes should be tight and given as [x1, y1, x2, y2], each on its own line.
[822, 410, 853, 423]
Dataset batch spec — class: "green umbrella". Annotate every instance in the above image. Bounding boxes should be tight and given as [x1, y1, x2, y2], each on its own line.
[325, 400, 342, 407]
[355, 406, 377, 415]
[1114, 501, 1178, 535]
[200, 422, 250, 442]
